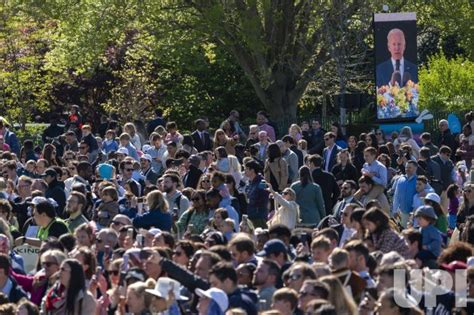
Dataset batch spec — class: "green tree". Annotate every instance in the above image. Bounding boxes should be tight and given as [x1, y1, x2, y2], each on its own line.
[0, 2, 56, 128]
[418, 54, 474, 114]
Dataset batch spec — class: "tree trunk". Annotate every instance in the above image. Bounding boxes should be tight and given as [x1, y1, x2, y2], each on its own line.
[262, 72, 299, 136]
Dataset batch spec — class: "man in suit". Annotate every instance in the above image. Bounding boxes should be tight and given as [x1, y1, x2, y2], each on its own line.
[191, 119, 212, 152]
[376, 28, 418, 87]
[183, 155, 203, 189]
[322, 132, 341, 173]
[307, 120, 326, 155]
[308, 154, 340, 216]
[332, 180, 361, 221]
[147, 109, 166, 135]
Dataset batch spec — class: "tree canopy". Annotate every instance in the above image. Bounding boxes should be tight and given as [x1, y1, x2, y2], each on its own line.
[0, 0, 472, 129]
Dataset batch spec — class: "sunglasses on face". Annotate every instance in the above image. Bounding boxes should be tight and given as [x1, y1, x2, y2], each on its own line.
[289, 274, 303, 281]
[108, 270, 120, 276]
[299, 290, 316, 298]
[42, 261, 57, 268]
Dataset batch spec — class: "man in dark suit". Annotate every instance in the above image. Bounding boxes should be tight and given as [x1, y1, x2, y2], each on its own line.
[309, 154, 340, 216]
[147, 109, 166, 135]
[191, 119, 212, 152]
[183, 155, 203, 189]
[376, 28, 418, 87]
[307, 119, 326, 155]
[322, 132, 341, 174]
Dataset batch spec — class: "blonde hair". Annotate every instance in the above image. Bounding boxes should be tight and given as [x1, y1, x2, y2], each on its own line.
[298, 139, 308, 150]
[213, 129, 229, 146]
[124, 123, 137, 137]
[282, 188, 296, 201]
[147, 190, 169, 212]
[319, 275, 358, 315]
[336, 149, 352, 164]
[41, 249, 67, 266]
[128, 281, 152, 308]
[289, 124, 302, 135]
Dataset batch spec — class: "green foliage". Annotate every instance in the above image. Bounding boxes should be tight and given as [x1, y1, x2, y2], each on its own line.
[0, 5, 56, 127]
[0, 0, 472, 132]
[14, 123, 48, 146]
[418, 54, 474, 113]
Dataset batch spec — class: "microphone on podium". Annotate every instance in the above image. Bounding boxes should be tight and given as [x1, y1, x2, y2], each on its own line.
[390, 71, 401, 87]
[402, 72, 412, 86]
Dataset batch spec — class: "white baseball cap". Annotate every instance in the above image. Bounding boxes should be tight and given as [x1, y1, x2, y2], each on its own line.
[195, 287, 228, 312]
[140, 154, 152, 162]
[117, 147, 129, 155]
[425, 192, 440, 205]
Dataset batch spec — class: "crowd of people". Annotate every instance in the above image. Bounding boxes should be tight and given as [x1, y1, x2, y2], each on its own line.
[0, 107, 472, 315]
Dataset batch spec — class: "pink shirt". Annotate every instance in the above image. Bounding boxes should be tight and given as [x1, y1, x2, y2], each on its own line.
[259, 124, 276, 142]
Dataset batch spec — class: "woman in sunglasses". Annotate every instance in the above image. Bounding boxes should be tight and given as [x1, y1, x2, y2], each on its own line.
[266, 185, 300, 230]
[457, 183, 474, 232]
[176, 190, 209, 235]
[197, 174, 212, 191]
[12, 249, 67, 306]
[375, 129, 386, 145]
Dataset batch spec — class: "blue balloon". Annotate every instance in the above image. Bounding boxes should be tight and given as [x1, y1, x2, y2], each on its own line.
[447, 113, 462, 134]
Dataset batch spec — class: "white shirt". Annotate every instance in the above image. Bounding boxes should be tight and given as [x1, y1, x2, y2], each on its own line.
[391, 57, 405, 80]
[339, 225, 355, 247]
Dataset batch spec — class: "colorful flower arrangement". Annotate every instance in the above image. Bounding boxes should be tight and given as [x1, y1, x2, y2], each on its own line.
[377, 80, 419, 119]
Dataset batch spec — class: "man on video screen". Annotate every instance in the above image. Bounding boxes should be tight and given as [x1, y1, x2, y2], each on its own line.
[376, 28, 418, 87]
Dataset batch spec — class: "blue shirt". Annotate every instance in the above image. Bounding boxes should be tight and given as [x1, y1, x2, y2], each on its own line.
[1, 278, 12, 296]
[103, 140, 119, 154]
[133, 209, 172, 231]
[362, 160, 387, 187]
[245, 174, 270, 220]
[124, 143, 139, 161]
[146, 145, 167, 174]
[393, 174, 417, 214]
[420, 224, 442, 256]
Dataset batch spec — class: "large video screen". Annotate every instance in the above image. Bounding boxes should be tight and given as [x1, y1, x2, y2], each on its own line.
[374, 12, 418, 121]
